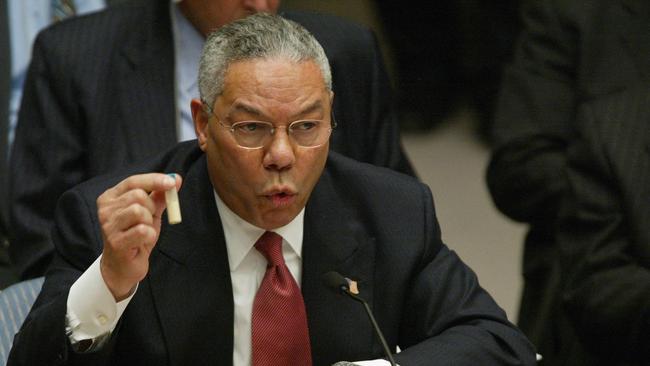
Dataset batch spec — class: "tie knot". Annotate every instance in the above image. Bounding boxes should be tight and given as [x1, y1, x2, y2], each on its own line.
[255, 231, 284, 266]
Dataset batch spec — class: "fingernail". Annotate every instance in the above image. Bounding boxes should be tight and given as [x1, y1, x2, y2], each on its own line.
[165, 173, 176, 185]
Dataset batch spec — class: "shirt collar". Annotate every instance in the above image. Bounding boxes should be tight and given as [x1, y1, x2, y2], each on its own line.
[213, 191, 305, 271]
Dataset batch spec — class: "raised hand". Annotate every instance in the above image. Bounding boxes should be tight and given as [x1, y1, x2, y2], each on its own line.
[97, 173, 182, 301]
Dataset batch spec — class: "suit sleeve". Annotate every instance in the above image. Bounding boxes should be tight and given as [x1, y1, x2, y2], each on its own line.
[486, 0, 578, 224]
[8, 186, 116, 366]
[557, 105, 650, 362]
[395, 185, 536, 365]
[9, 31, 88, 279]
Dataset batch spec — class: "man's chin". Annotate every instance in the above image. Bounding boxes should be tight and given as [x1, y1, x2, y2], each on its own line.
[258, 209, 301, 230]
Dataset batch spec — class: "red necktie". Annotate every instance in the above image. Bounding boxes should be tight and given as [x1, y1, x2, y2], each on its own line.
[251, 231, 312, 366]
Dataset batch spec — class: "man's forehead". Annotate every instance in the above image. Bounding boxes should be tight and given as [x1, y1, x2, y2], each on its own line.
[216, 58, 330, 112]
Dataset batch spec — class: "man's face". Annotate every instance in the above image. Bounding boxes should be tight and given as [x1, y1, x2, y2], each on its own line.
[178, 0, 280, 36]
[193, 58, 332, 230]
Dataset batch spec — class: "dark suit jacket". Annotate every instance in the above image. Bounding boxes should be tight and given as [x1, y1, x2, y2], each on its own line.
[8, 0, 414, 280]
[556, 89, 650, 365]
[0, 0, 14, 288]
[0, 0, 9, 238]
[7, 141, 534, 366]
[485, 0, 650, 361]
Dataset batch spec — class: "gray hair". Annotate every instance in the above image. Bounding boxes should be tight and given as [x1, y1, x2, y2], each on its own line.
[198, 13, 332, 109]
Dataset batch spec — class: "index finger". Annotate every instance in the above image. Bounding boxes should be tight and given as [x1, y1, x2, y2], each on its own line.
[111, 173, 176, 197]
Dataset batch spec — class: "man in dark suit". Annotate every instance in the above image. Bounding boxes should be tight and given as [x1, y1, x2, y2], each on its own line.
[556, 87, 650, 365]
[9, 0, 414, 281]
[8, 13, 534, 366]
[485, 0, 650, 362]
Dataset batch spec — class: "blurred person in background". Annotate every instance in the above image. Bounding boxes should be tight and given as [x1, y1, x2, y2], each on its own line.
[558, 87, 650, 365]
[487, 0, 650, 363]
[1, 0, 115, 288]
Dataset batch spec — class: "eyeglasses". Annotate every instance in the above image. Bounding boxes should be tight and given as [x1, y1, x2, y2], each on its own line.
[203, 102, 336, 149]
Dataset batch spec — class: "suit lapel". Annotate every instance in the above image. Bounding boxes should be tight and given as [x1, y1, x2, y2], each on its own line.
[148, 156, 234, 366]
[301, 164, 380, 364]
[117, 0, 177, 161]
[620, 0, 650, 81]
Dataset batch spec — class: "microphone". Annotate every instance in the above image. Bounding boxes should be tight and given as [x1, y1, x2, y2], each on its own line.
[322, 271, 397, 366]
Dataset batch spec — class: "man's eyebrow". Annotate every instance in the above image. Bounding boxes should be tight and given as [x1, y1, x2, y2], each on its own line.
[228, 100, 327, 121]
[228, 103, 265, 119]
[290, 100, 324, 120]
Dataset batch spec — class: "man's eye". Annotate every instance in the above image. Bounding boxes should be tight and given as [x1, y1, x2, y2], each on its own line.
[293, 121, 318, 131]
[236, 122, 266, 133]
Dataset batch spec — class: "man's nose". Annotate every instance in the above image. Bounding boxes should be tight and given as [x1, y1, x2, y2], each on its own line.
[263, 129, 295, 171]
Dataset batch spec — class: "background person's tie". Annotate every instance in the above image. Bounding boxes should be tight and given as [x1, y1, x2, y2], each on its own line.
[252, 231, 312, 366]
[51, 0, 76, 22]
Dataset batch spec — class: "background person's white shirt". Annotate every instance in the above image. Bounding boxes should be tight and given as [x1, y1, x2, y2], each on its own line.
[170, 1, 202, 142]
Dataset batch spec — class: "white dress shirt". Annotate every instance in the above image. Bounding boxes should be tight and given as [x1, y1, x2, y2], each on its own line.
[215, 192, 304, 365]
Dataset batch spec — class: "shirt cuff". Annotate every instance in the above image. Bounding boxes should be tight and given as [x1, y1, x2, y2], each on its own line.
[66, 254, 137, 345]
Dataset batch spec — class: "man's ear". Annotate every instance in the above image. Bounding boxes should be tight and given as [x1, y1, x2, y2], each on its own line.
[191, 98, 209, 151]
